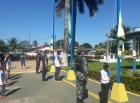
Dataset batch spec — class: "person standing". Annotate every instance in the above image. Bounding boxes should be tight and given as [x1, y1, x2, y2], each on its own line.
[41, 51, 48, 81]
[54, 51, 62, 83]
[74, 49, 88, 103]
[6, 57, 11, 80]
[36, 51, 41, 74]
[20, 52, 26, 69]
[100, 63, 111, 103]
[0, 65, 8, 98]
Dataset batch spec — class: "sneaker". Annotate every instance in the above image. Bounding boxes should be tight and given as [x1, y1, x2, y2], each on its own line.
[42, 78, 45, 81]
[57, 80, 61, 83]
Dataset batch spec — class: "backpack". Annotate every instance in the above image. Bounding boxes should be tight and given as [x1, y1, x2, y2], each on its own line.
[74, 56, 84, 73]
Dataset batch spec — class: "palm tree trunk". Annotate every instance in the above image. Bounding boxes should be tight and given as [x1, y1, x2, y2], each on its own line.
[61, 0, 70, 66]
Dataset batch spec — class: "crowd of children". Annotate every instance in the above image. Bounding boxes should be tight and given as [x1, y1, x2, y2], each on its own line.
[0, 54, 11, 98]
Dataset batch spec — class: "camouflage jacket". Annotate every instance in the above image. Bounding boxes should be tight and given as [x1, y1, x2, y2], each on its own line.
[73, 56, 88, 80]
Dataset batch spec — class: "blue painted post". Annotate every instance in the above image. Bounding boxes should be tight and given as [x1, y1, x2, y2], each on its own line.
[70, 0, 74, 70]
[132, 37, 136, 70]
[52, 0, 55, 65]
[117, 0, 120, 84]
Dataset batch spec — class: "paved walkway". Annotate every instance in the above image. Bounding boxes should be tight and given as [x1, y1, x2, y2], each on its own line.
[0, 60, 139, 103]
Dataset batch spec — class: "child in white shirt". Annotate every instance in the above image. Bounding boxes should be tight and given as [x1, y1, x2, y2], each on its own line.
[0, 65, 8, 98]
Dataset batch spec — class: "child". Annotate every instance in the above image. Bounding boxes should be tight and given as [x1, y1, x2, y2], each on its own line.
[100, 63, 111, 103]
[0, 65, 8, 98]
[6, 57, 12, 80]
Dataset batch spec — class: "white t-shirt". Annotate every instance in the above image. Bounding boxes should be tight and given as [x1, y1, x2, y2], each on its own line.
[55, 55, 61, 67]
[0, 70, 8, 85]
[101, 69, 109, 84]
[6, 60, 11, 70]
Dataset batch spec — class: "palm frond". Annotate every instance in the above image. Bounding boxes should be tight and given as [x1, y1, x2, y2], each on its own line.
[98, 0, 104, 4]
[55, 0, 61, 2]
[55, 0, 65, 18]
[77, 0, 84, 14]
[83, 0, 103, 17]
[83, 0, 98, 17]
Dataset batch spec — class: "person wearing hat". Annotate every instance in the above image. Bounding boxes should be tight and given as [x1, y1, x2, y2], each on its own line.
[100, 63, 111, 103]
[74, 49, 88, 103]
[54, 50, 62, 83]
[41, 50, 48, 81]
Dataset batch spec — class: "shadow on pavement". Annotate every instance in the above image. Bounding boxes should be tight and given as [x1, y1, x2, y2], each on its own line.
[10, 74, 22, 79]
[11, 76, 22, 80]
[45, 75, 53, 81]
[6, 88, 21, 96]
[9, 81, 18, 86]
[26, 67, 31, 69]
[59, 75, 66, 81]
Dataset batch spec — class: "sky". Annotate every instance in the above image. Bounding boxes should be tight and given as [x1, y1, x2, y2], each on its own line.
[0, 0, 140, 47]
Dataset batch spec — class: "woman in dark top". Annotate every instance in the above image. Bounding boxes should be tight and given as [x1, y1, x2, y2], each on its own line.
[20, 52, 26, 69]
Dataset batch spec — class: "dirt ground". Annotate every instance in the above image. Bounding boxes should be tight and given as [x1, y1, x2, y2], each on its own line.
[11, 60, 52, 74]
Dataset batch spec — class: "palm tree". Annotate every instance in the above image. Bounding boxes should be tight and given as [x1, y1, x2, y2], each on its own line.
[32, 40, 38, 47]
[7, 37, 19, 51]
[55, 0, 104, 66]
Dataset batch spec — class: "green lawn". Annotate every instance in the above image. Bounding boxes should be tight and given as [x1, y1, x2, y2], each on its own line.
[49, 60, 140, 77]
[88, 60, 140, 77]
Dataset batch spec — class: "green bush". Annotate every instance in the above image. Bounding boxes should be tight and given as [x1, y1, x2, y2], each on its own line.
[88, 69, 140, 95]
[26, 55, 36, 60]
[121, 76, 140, 94]
[132, 70, 140, 77]
[88, 69, 100, 81]
[93, 55, 103, 59]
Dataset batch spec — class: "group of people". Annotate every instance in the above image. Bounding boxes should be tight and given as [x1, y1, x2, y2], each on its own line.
[0, 54, 12, 98]
[74, 49, 111, 103]
[0, 50, 111, 103]
[35, 50, 63, 82]
[35, 50, 48, 81]
[35, 49, 111, 103]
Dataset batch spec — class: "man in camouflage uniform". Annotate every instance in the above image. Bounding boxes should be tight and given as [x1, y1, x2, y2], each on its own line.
[74, 49, 88, 103]
[41, 50, 48, 81]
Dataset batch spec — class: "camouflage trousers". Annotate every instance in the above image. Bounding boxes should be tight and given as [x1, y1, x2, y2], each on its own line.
[76, 79, 87, 99]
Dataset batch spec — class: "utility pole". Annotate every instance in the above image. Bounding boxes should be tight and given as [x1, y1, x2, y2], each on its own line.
[29, 31, 30, 44]
[54, 35, 56, 49]
[106, 33, 110, 61]
[60, 40, 62, 49]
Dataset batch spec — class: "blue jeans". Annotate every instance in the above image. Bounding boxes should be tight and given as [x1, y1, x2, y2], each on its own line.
[55, 67, 60, 81]
[21, 60, 26, 67]
[0, 85, 5, 95]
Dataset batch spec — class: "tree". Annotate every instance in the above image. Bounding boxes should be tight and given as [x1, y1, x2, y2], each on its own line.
[44, 42, 48, 45]
[55, 39, 79, 49]
[110, 25, 131, 39]
[7, 37, 18, 51]
[110, 25, 131, 53]
[74, 41, 79, 47]
[80, 43, 92, 48]
[55, 39, 64, 49]
[0, 39, 8, 52]
[17, 40, 32, 51]
[55, 0, 104, 66]
[32, 40, 38, 47]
